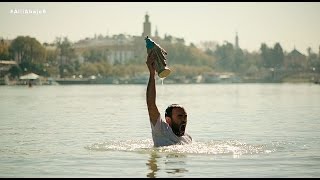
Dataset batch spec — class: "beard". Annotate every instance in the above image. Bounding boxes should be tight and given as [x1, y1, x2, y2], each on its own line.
[171, 121, 186, 137]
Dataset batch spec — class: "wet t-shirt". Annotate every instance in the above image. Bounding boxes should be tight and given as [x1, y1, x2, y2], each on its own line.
[150, 115, 192, 147]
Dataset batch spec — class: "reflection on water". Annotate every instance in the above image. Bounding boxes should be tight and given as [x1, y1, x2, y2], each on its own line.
[146, 150, 159, 178]
[146, 149, 188, 178]
[163, 153, 188, 176]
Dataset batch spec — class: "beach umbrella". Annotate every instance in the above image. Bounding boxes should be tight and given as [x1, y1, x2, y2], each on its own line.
[19, 72, 40, 80]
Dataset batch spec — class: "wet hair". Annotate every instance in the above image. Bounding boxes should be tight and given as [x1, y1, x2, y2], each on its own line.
[165, 104, 185, 118]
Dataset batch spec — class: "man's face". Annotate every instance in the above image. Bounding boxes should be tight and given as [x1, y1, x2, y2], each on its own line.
[170, 107, 187, 137]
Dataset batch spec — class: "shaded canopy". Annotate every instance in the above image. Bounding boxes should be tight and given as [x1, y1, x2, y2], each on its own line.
[19, 73, 40, 80]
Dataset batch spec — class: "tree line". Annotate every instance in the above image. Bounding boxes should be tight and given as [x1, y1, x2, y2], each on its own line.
[1, 35, 319, 82]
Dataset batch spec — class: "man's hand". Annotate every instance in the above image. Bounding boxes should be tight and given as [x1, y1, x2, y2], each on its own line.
[146, 51, 156, 75]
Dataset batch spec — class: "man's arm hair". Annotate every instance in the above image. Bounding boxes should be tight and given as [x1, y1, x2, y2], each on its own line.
[146, 73, 160, 126]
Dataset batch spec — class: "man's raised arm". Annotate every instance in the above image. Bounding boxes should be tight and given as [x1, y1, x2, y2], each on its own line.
[146, 52, 160, 126]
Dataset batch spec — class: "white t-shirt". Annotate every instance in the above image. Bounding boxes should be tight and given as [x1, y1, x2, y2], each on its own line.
[150, 115, 192, 147]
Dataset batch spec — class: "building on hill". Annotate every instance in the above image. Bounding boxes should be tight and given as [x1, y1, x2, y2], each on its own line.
[285, 48, 307, 71]
[74, 13, 158, 65]
[74, 34, 138, 65]
[142, 13, 151, 38]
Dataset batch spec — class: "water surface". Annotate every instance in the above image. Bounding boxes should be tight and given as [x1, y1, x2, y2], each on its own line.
[0, 83, 319, 177]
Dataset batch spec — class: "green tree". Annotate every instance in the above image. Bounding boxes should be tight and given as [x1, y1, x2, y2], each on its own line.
[160, 41, 215, 67]
[0, 39, 11, 59]
[214, 42, 235, 71]
[82, 48, 109, 63]
[272, 43, 284, 68]
[55, 37, 77, 78]
[234, 49, 246, 72]
[307, 47, 320, 73]
[260, 43, 272, 68]
[9, 36, 46, 76]
[9, 36, 45, 64]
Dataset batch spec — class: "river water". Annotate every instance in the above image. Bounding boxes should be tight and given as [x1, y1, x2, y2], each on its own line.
[0, 83, 319, 177]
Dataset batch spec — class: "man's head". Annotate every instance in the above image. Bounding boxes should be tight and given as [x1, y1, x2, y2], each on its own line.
[165, 104, 188, 137]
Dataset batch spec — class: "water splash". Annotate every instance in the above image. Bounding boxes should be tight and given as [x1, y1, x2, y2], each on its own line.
[85, 139, 154, 153]
[160, 78, 164, 86]
[85, 139, 275, 157]
[157, 140, 271, 156]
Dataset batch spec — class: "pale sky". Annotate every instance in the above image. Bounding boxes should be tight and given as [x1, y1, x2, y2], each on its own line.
[1, 2, 320, 54]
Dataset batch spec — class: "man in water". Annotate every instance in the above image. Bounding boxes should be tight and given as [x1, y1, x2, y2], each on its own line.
[145, 51, 192, 147]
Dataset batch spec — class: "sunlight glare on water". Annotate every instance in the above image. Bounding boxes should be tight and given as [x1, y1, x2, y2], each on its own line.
[85, 139, 274, 158]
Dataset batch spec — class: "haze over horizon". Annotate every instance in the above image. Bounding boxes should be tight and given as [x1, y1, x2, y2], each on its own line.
[1, 2, 320, 54]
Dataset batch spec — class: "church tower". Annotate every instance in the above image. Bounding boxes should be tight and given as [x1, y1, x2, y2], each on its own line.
[235, 31, 239, 49]
[155, 26, 159, 38]
[142, 13, 151, 38]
